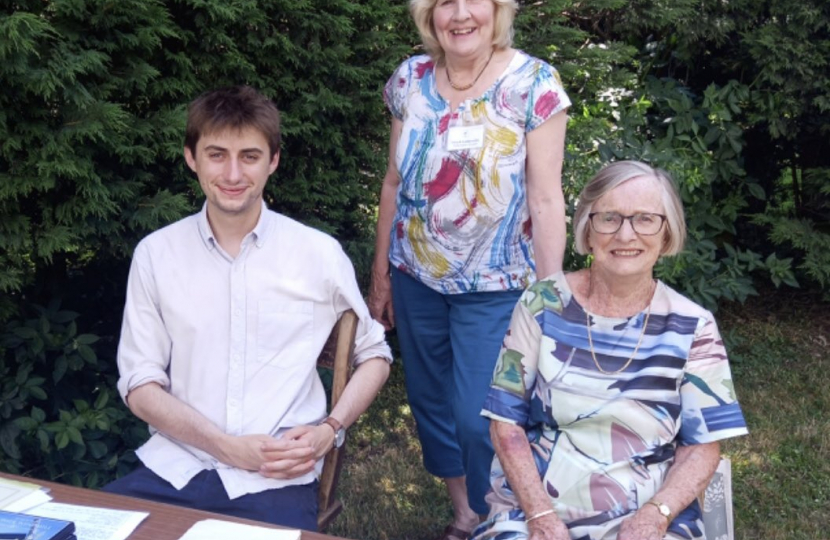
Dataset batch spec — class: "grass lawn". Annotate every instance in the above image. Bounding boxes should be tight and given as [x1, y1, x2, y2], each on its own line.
[329, 293, 829, 540]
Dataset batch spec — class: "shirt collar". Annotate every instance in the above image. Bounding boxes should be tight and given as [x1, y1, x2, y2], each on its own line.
[196, 200, 272, 251]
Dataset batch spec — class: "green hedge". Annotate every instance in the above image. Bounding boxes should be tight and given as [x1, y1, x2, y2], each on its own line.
[1, 0, 827, 486]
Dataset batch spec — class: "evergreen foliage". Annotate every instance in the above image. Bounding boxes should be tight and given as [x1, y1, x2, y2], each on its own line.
[0, 0, 828, 488]
[0, 0, 411, 482]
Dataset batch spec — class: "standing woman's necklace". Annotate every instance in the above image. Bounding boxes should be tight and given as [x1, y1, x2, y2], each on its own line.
[585, 271, 657, 375]
[446, 48, 496, 91]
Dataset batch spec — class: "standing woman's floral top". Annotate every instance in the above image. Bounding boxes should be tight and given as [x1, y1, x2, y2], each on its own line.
[383, 51, 571, 294]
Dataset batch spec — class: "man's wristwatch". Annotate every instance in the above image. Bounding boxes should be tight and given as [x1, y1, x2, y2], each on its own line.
[319, 417, 346, 449]
[645, 500, 672, 523]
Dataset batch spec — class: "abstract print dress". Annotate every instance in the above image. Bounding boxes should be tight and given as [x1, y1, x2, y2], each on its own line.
[473, 273, 748, 540]
[383, 52, 570, 294]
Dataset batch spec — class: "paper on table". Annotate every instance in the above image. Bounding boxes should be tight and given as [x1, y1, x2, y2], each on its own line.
[26, 502, 148, 540]
[3, 488, 52, 512]
[0, 477, 44, 509]
[178, 519, 301, 540]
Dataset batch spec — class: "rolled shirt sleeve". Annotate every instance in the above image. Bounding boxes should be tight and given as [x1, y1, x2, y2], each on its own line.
[331, 242, 392, 367]
[116, 241, 173, 402]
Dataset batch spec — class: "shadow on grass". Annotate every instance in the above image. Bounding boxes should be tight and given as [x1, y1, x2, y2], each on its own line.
[330, 355, 454, 540]
[720, 293, 829, 540]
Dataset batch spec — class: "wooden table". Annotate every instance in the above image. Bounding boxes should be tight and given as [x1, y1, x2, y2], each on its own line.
[0, 473, 348, 540]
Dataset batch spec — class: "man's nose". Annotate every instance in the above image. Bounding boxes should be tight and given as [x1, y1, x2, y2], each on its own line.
[224, 158, 243, 182]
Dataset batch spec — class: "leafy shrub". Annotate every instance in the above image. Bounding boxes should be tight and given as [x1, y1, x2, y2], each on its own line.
[0, 301, 145, 486]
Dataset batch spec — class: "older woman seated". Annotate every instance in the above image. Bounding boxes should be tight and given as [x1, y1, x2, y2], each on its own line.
[471, 161, 748, 540]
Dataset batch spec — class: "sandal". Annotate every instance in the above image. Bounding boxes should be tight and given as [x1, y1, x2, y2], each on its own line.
[437, 524, 472, 540]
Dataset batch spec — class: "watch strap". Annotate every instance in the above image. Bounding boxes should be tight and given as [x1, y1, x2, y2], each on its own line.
[319, 417, 345, 448]
[321, 416, 343, 434]
[645, 500, 672, 522]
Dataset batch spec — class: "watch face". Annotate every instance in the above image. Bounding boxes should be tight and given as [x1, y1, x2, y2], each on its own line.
[334, 429, 346, 448]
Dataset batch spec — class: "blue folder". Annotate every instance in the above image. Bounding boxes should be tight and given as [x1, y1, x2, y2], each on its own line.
[0, 510, 75, 540]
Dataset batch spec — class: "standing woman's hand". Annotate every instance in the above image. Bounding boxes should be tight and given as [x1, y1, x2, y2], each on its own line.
[368, 270, 395, 330]
[369, 117, 403, 331]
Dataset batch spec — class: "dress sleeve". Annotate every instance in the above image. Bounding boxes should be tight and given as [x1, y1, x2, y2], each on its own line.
[383, 59, 412, 121]
[481, 287, 543, 426]
[525, 59, 571, 132]
[331, 242, 393, 367]
[116, 241, 172, 403]
[677, 314, 749, 445]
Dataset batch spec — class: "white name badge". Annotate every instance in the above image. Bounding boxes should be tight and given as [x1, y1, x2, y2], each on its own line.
[446, 124, 485, 151]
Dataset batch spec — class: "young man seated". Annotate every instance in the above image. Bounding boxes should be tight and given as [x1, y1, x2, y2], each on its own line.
[105, 86, 392, 531]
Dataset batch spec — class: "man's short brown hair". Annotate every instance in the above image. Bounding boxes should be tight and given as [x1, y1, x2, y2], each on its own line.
[185, 86, 281, 159]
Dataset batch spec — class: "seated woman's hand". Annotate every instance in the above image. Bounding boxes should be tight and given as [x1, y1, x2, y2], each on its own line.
[527, 513, 570, 540]
[617, 506, 669, 540]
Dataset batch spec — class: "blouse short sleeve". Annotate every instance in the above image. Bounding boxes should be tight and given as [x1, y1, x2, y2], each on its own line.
[496, 58, 571, 133]
[383, 57, 419, 121]
[481, 281, 555, 426]
[677, 314, 749, 445]
[525, 60, 570, 131]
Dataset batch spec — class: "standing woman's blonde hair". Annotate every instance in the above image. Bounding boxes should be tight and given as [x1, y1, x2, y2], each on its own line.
[409, 0, 519, 65]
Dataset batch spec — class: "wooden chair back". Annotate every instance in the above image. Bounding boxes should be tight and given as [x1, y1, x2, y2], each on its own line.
[315, 309, 357, 531]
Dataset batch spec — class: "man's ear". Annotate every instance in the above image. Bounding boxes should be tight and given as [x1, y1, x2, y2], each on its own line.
[184, 146, 197, 173]
[269, 151, 280, 175]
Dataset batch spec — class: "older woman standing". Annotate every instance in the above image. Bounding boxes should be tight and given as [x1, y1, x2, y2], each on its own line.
[473, 161, 748, 540]
[368, 0, 570, 538]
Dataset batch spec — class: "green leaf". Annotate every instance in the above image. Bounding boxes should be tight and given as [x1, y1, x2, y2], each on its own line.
[0, 423, 22, 459]
[39, 316, 50, 335]
[94, 390, 109, 410]
[28, 386, 47, 400]
[73, 399, 90, 413]
[54, 311, 79, 324]
[88, 440, 108, 459]
[76, 334, 100, 345]
[66, 426, 84, 445]
[13, 327, 37, 339]
[77, 344, 97, 364]
[31, 336, 44, 355]
[747, 182, 766, 200]
[55, 431, 70, 449]
[14, 416, 38, 430]
[53, 355, 68, 383]
[31, 407, 46, 422]
[37, 429, 50, 452]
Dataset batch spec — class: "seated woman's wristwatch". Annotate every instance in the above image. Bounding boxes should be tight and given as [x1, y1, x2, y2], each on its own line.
[319, 417, 346, 449]
[645, 500, 672, 522]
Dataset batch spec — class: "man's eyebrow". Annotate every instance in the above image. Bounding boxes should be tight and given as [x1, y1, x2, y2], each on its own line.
[203, 144, 228, 152]
[202, 145, 264, 154]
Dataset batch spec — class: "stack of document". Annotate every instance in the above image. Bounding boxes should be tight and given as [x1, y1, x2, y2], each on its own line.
[0, 509, 75, 540]
[0, 477, 52, 513]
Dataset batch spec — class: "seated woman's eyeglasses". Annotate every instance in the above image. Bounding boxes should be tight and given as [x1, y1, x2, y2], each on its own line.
[588, 212, 667, 235]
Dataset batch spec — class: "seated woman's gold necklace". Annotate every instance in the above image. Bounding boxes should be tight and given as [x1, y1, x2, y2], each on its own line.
[585, 273, 657, 375]
[446, 48, 495, 91]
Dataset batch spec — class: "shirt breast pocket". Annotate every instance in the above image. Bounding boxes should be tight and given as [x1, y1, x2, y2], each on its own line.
[256, 300, 314, 366]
